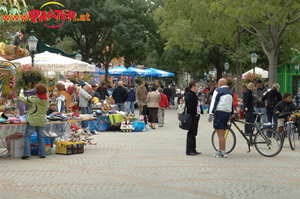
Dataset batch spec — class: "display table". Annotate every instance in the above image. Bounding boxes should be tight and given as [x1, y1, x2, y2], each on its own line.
[0, 117, 97, 157]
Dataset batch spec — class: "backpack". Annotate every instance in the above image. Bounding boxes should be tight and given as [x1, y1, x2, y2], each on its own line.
[267, 91, 278, 109]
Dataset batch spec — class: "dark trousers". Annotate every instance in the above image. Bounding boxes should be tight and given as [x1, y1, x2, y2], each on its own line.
[266, 109, 278, 129]
[244, 111, 255, 135]
[186, 115, 200, 154]
[266, 109, 278, 137]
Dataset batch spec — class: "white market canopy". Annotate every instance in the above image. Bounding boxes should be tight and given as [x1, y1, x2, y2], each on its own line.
[0, 56, 8, 61]
[11, 51, 95, 72]
[242, 67, 268, 79]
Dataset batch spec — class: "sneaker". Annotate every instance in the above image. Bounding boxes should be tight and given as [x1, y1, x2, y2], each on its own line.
[214, 152, 228, 158]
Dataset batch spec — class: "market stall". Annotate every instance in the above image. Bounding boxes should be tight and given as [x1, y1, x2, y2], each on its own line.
[0, 116, 98, 158]
[0, 61, 18, 111]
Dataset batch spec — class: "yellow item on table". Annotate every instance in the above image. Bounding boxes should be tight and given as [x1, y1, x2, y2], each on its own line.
[109, 114, 124, 125]
[92, 97, 99, 104]
[0, 42, 5, 54]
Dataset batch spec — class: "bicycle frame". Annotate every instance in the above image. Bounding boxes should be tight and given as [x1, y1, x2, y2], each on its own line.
[226, 115, 275, 153]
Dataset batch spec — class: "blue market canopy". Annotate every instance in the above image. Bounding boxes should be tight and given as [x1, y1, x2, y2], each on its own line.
[142, 68, 175, 77]
[99, 66, 147, 76]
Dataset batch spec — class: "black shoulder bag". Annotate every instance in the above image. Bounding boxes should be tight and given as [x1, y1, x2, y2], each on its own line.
[179, 106, 192, 130]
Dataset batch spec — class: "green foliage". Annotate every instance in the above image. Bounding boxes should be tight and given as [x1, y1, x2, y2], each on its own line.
[24, 0, 158, 83]
[15, 64, 48, 90]
[242, 73, 264, 89]
[155, 0, 300, 86]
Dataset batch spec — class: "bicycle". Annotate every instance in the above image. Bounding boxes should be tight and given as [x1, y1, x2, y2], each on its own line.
[211, 113, 283, 157]
[278, 112, 300, 150]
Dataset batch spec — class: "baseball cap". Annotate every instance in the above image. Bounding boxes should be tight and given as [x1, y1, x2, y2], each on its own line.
[254, 79, 262, 84]
[118, 81, 124, 85]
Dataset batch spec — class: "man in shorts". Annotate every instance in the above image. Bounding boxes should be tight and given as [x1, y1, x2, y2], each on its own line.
[208, 78, 233, 158]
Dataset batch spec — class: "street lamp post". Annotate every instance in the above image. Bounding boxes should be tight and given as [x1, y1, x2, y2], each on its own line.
[224, 61, 230, 76]
[27, 30, 38, 66]
[75, 51, 82, 61]
[250, 52, 258, 74]
[295, 65, 299, 92]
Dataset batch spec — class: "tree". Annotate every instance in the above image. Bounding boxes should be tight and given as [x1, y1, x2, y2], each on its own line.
[154, 0, 256, 83]
[216, 0, 300, 85]
[155, 0, 300, 86]
[24, 0, 158, 83]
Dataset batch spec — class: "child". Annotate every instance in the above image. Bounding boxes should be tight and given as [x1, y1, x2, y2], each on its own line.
[274, 93, 299, 136]
[47, 103, 60, 115]
[177, 98, 185, 121]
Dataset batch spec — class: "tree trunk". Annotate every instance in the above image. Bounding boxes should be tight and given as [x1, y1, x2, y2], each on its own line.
[176, 72, 183, 89]
[104, 63, 109, 83]
[267, 50, 278, 87]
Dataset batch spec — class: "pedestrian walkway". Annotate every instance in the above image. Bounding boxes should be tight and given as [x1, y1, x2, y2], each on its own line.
[1, 106, 300, 199]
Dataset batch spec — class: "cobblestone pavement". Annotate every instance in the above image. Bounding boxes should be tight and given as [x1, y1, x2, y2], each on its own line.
[1, 107, 300, 199]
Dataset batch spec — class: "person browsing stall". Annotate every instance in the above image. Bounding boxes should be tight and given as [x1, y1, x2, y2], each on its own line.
[146, 85, 161, 129]
[19, 83, 49, 160]
[136, 81, 148, 115]
[158, 87, 169, 127]
[112, 81, 128, 111]
[79, 83, 92, 129]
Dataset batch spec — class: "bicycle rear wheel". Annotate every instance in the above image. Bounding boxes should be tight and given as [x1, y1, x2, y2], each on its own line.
[211, 128, 236, 154]
[288, 124, 295, 150]
[254, 127, 283, 157]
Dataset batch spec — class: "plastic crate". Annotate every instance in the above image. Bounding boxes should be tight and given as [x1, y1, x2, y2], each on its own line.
[30, 136, 51, 145]
[30, 144, 51, 156]
[55, 141, 84, 155]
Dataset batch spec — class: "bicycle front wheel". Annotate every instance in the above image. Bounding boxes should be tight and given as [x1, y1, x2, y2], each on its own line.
[211, 128, 236, 154]
[288, 124, 295, 150]
[254, 127, 283, 157]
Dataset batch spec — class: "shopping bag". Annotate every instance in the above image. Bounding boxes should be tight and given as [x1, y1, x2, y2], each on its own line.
[179, 113, 192, 130]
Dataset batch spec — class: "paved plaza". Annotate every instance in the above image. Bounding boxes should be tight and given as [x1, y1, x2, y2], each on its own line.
[1, 107, 300, 199]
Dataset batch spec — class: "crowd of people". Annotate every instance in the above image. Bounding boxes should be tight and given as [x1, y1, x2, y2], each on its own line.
[19, 76, 300, 160]
[18, 80, 178, 160]
[181, 77, 300, 158]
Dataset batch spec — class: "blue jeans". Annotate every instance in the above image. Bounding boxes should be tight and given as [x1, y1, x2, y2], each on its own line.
[116, 103, 125, 112]
[254, 107, 267, 124]
[80, 107, 90, 128]
[171, 94, 175, 105]
[23, 123, 45, 157]
[266, 109, 278, 137]
[126, 101, 135, 114]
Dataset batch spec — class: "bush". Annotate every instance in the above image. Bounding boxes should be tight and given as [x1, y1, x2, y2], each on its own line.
[242, 73, 264, 88]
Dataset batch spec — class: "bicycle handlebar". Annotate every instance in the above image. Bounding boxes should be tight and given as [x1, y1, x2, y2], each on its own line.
[278, 111, 298, 117]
